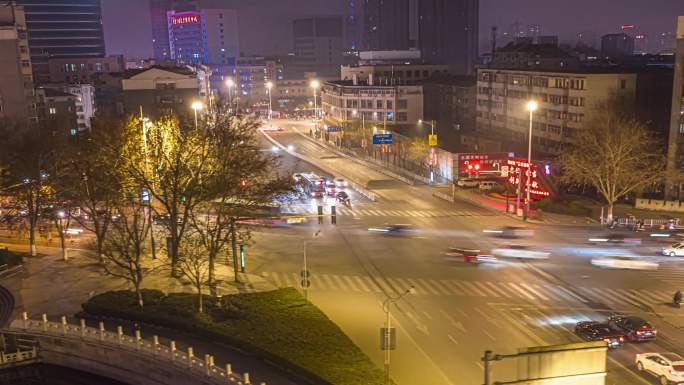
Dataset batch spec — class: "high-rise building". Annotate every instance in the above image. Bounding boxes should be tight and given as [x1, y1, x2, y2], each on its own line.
[363, 0, 413, 51]
[660, 32, 677, 54]
[345, 0, 363, 51]
[14, 0, 105, 84]
[0, 3, 36, 122]
[292, 16, 344, 78]
[666, 17, 684, 199]
[634, 34, 648, 55]
[601, 33, 635, 59]
[418, 0, 479, 74]
[150, 0, 172, 62]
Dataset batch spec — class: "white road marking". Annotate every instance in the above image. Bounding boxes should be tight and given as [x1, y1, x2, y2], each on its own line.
[447, 334, 458, 344]
[483, 329, 497, 342]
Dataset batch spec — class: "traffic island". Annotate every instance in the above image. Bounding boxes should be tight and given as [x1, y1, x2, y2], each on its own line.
[80, 288, 386, 385]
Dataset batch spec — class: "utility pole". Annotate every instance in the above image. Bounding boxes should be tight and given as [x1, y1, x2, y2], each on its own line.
[230, 217, 240, 283]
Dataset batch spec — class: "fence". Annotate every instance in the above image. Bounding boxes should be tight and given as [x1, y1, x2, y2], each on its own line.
[9, 313, 262, 385]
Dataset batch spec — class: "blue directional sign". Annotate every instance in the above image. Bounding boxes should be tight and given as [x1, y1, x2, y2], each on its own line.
[373, 134, 393, 145]
[326, 126, 342, 132]
[140, 188, 151, 204]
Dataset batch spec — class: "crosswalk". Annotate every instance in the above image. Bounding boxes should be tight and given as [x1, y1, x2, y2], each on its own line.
[281, 204, 495, 218]
[264, 271, 673, 309]
[645, 263, 684, 285]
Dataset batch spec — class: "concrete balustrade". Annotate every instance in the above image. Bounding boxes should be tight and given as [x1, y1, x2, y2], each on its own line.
[7, 312, 259, 385]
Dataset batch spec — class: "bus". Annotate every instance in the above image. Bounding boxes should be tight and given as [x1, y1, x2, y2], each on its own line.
[299, 173, 326, 198]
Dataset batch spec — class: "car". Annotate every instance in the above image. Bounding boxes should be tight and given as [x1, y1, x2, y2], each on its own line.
[663, 243, 684, 257]
[336, 191, 350, 203]
[333, 177, 348, 188]
[635, 352, 684, 385]
[446, 247, 497, 264]
[500, 226, 534, 239]
[590, 256, 659, 270]
[608, 315, 657, 342]
[368, 224, 417, 235]
[491, 245, 550, 260]
[260, 125, 283, 132]
[589, 233, 641, 245]
[574, 321, 625, 348]
[456, 179, 479, 188]
[478, 181, 498, 191]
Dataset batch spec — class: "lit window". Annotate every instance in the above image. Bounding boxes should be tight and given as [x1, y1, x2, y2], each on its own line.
[48, 107, 57, 114]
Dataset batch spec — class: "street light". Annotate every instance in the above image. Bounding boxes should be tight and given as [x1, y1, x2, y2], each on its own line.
[382, 286, 415, 385]
[302, 230, 321, 300]
[191, 101, 203, 129]
[265, 81, 273, 120]
[524, 100, 538, 221]
[310, 79, 320, 119]
[226, 77, 235, 113]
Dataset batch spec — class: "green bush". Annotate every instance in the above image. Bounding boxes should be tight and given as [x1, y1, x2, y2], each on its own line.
[81, 288, 385, 385]
[533, 198, 593, 217]
[0, 248, 23, 266]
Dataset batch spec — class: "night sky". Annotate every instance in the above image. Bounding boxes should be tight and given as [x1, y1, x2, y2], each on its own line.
[103, 0, 684, 59]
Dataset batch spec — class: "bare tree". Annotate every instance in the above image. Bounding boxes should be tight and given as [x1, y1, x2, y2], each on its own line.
[177, 233, 210, 313]
[51, 208, 71, 261]
[560, 104, 665, 220]
[100, 196, 151, 308]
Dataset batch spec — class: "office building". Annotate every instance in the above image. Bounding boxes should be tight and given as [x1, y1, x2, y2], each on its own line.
[601, 33, 635, 59]
[476, 68, 638, 156]
[40, 84, 96, 131]
[121, 66, 202, 120]
[666, 17, 684, 199]
[341, 63, 452, 84]
[48, 55, 125, 83]
[363, 0, 416, 51]
[35, 88, 77, 133]
[345, 0, 363, 51]
[634, 34, 648, 55]
[490, 40, 580, 71]
[418, 0, 479, 74]
[151, 0, 172, 62]
[0, 3, 36, 122]
[422, 76, 477, 151]
[15, 0, 105, 84]
[292, 16, 344, 78]
[233, 56, 283, 101]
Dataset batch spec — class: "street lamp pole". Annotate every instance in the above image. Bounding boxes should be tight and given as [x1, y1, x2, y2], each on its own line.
[524, 101, 538, 221]
[310, 80, 320, 119]
[192, 101, 203, 130]
[266, 81, 273, 120]
[382, 286, 414, 385]
[139, 106, 157, 260]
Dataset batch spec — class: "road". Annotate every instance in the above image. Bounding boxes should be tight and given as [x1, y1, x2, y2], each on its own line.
[249, 119, 684, 385]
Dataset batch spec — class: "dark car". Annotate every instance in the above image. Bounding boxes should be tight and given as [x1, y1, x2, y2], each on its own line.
[336, 191, 350, 203]
[574, 321, 625, 348]
[368, 224, 416, 235]
[499, 226, 534, 239]
[608, 315, 657, 342]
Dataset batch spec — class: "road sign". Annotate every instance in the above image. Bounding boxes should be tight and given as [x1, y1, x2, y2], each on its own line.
[326, 126, 342, 132]
[428, 134, 438, 147]
[140, 188, 150, 204]
[300, 279, 311, 288]
[501, 166, 509, 177]
[373, 134, 393, 145]
[300, 270, 310, 278]
[380, 327, 396, 350]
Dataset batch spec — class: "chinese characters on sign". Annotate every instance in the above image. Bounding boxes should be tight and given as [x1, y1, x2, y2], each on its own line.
[505, 159, 550, 197]
[172, 15, 199, 25]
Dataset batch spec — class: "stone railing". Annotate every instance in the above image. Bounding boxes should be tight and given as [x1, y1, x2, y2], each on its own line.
[0, 347, 38, 366]
[7, 313, 265, 385]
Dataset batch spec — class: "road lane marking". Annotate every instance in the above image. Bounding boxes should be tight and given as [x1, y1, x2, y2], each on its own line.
[541, 284, 575, 302]
[441, 280, 465, 295]
[460, 281, 488, 297]
[320, 274, 340, 290]
[484, 282, 512, 298]
[472, 281, 499, 297]
[520, 283, 549, 301]
[556, 285, 590, 303]
[422, 311, 433, 320]
[608, 357, 653, 385]
[495, 307, 547, 346]
[342, 275, 361, 291]
[506, 283, 536, 300]
[419, 279, 449, 295]
[430, 280, 455, 295]
[447, 334, 458, 344]
[455, 308, 471, 320]
[483, 329, 496, 341]
[353, 276, 371, 292]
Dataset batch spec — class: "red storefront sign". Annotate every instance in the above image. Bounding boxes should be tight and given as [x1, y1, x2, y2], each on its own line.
[505, 158, 550, 197]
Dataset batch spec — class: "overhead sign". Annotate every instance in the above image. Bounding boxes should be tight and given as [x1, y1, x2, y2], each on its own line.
[373, 134, 393, 145]
[428, 134, 438, 147]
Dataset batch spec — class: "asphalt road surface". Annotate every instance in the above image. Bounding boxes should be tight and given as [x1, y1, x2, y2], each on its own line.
[248, 119, 684, 385]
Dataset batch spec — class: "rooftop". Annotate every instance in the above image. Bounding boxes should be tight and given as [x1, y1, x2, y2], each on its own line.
[123, 65, 196, 79]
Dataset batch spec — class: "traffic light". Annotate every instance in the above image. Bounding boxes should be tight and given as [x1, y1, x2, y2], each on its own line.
[474, 163, 481, 172]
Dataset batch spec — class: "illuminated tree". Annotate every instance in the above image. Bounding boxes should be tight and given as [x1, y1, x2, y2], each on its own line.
[560, 103, 665, 220]
[177, 232, 210, 312]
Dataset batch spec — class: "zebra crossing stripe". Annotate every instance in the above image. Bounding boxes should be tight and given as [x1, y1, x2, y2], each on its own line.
[472, 282, 500, 297]
[484, 282, 512, 298]
[630, 289, 660, 304]
[647, 289, 671, 302]
[452, 281, 478, 296]
[278, 272, 293, 287]
[507, 283, 536, 300]
[374, 278, 394, 294]
[404, 279, 432, 295]
[441, 280, 466, 295]
[389, 210, 403, 216]
[422, 279, 452, 295]
[271, 272, 285, 287]
[353, 276, 371, 292]
[541, 285, 575, 302]
[430, 280, 456, 295]
[332, 275, 349, 290]
[614, 289, 650, 307]
[342, 276, 361, 292]
[555, 285, 589, 303]
[320, 274, 340, 290]
[602, 288, 642, 307]
[520, 283, 549, 301]
[460, 281, 488, 297]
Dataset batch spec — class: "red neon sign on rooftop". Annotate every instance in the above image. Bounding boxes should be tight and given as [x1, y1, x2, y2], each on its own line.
[172, 14, 199, 25]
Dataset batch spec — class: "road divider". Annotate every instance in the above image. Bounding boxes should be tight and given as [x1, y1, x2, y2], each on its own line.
[259, 129, 378, 202]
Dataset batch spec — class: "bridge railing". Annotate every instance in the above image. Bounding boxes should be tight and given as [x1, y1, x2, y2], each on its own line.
[9, 312, 264, 385]
[0, 347, 38, 365]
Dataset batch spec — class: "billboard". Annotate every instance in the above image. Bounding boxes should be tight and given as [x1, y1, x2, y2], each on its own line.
[516, 341, 607, 385]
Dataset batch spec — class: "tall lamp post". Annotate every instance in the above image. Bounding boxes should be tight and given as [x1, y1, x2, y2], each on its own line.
[419, 119, 437, 183]
[524, 100, 538, 221]
[265, 81, 273, 120]
[225, 77, 235, 113]
[382, 286, 415, 385]
[191, 101, 203, 129]
[310, 79, 320, 119]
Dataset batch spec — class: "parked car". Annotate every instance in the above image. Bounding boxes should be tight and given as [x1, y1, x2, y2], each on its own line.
[456, 179, 479, 188]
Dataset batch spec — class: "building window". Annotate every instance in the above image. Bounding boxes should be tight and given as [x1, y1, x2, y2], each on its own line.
[396, 99, 407, 109]
[80, 63, 87, 70]
[48, 107, 56, 115]
[376, 100, 383, 109]
[620, 79, 627, 89]
[387, 100, 393, 109]
[397, 112, 407, 121]
[21, 60, 30, 68]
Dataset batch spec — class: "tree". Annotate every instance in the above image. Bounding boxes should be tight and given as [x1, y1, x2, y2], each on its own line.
[0, 121, 58, 256]
[560, 103, 665, 220]
[177, 233, 209, 313]
[51, 208, 71, 261]
[119, 116, 211, 277]
[100, 195, 151, 308]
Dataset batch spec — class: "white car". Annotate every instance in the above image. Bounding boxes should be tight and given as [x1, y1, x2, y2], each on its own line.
[491, 245, 550, 260]
[456, 179, 479, 188]
[662, 243, 684, 257]
[334, 177, 347, 188]
[591, 256, 659, 270]
[636, 352, 684, 385]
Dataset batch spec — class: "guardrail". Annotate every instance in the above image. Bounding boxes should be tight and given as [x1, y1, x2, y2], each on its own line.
[0, 347, 38, 366]
[9, 313, 263, 385]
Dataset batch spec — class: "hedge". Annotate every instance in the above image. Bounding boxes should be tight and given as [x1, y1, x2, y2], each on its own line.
[80, 288, 385, 385]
